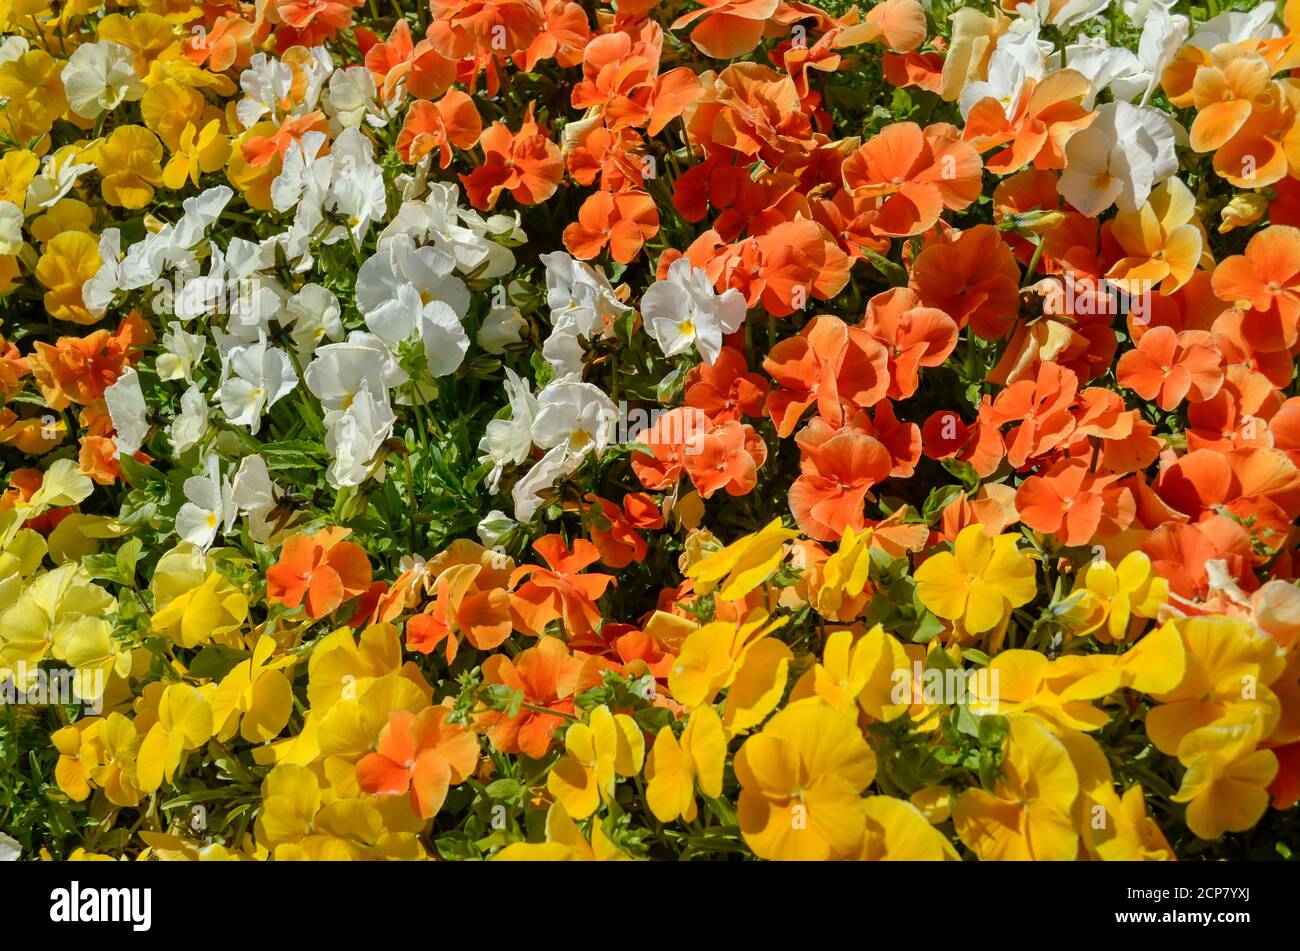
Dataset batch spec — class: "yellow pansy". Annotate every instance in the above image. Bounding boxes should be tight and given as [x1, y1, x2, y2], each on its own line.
[29, 198, 94, 245]
[52, 717, 102, 802]
[54, 713, 143, 807]
[914, 524, 1037, 639]
[1067, 551, 1168, 643]
[135, 0, 206, 26]
[89, 125, 165, 209]
[1172, 718, 1278, 841]
[494, 801, 633, 861]
[1087, 785, 1175, 861]
[137, 682, 215, 793]
[0, 563, 116, 690]
[145, 47, 236, 96]
[138, 833, 251, 861]
[858, 796, 959, 860]
[212, 635, 295, 743]
[547, 704, 644, 819]
[163, 120, 232, 189]
[954, 714, 1080, 861]
[1044, 619, 1187, 703]
[98, 13, 182, 74]
[47, 513, 130, 565]
[1218, 192, 1267, 234]
[306, 622, 404, 713]
[54, 613, 130, 705]
[789, 625, 910, 721]
[57, 0, 102, 30]
[645, 705, 725, 823]
[0, 150, 39, 205]
[0, 527, 46, 608]
[939, 5, 1009, 101]
[968, 650, 1111, 732]
[89, 712, 144, 807]
[254, 763, 422, 860]
[734, 700, 877, 860]
[255, 763, 322, 851]
[0, 49, 68, 143]
[140, 78, 205, 151]
[809, 524, 874, 621]
[1106, 176, 1204, 295]
[3, 460, 93, 547]
[35, 230, 102, 324]
[151, 567, 249, 649]
[315, 672, 431, 792]
[669, 608, 791, 736]
[1146, 617, 1285, 755]
[909, 785, 952, 823]
[685, 518, 798, 602]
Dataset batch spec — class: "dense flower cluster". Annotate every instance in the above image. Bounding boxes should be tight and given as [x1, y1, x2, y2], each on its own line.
[0, 0, 1298, 862]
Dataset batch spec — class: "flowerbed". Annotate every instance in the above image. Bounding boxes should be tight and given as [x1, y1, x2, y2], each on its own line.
[0, 0, 1299, 862]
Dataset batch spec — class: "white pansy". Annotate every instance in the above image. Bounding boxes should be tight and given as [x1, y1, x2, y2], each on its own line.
[229, 454, 282, 542]
[82, 229, 123, 319]
[1024, 0, 1113, 31]
[24, 147, 96, 213]
[323, 386, 396, 488]
[272, 131, 331, 216]
[1136, 6, 1190, 105]
[642, 257, 746, 365]
[323, 66, 387, 132]
[0, 832, 18, 861]
[530, 376, 618, 457]
[538, 251, 630, 377]
[117, 187, 231, 295]
[1185, 2, 1279, 50]
[357, 233, 470, 319]
[304, 334, 406, 412]
[216, 335, 298, 434]
[512, 445, 582, 523]
[175, 457, 225, 550]
[1059, 101, 1177, 216]
[380, 182, 518, 278]
[237, 54, 294, 127]
[364, 283, 469, 378]
[174, 187, 234, 250]
[1121, 0, 1173, 18]
[62, 41, 144, 119]
[1056, 39, 1143, 109]
[478, 369, 539, 493]
[284, 283, 343, 357]
[0, 201, 22, 255]
[959, 26, 1046, 119]
[417, 300, 470, 377]
[477, 305, 526, 354]
[168, 384, 208, 454]
[327, 160, 387, 248]
[104, 367, 148, 457]
[0, 36, 29, 65]
[119, 226, 194, 291]
[156, 322, 207, 382]
[236, 47, 331, 128]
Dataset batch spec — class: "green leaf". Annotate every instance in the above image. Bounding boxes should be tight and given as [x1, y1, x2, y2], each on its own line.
[485, 779, 525, 805]
[187, 645, 251, 681]
[260, 440, 330, 471]
[977, 713, 1009, 748]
